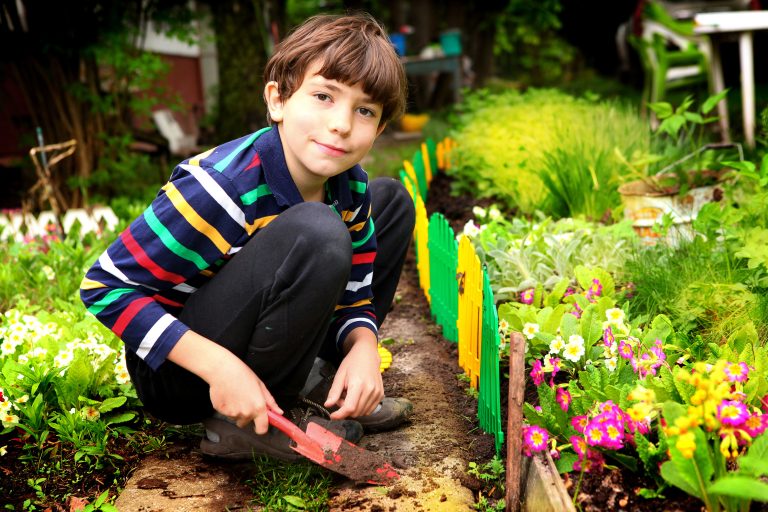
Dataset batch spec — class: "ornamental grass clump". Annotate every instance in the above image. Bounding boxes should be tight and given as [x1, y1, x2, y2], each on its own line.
[449, 88, 648, 218]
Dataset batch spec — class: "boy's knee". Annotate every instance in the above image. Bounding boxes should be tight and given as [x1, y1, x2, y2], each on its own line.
[373, 178, 415, 226]
[285, 202, 352, 272]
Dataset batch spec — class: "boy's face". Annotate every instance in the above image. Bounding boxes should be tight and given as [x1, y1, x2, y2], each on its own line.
[265, 60, 385, 194]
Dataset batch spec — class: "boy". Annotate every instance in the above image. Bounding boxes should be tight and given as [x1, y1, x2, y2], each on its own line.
[80, 13, 415, 462]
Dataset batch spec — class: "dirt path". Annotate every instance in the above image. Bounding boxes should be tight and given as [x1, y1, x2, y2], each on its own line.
[115, 253, 495, 511]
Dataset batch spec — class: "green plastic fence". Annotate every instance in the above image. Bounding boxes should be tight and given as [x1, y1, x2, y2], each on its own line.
[479, 270, 504, 454]
[412, 150, 428, 202]
[428, 213, 458, 343]
[425, 138, 438, 176]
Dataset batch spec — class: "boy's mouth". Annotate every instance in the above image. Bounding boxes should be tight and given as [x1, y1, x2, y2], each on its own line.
[314, 141, 348, 157]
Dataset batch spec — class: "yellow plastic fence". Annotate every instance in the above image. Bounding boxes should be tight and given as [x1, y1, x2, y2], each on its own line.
[403, 160, 421, 200]
[456, 235, 483, 390]
[414, 193, 431, 303]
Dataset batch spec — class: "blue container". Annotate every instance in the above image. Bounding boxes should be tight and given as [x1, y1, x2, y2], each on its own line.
[389, 33, 406, 56]
[439, 29, 462, 56]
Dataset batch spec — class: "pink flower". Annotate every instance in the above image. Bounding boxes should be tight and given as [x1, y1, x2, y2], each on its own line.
[530, 360, 544, 386]
[523, 425, 549, 455]
[724, 362, 749, 383]
[743, 413, 768, 437]
[520, 288, 535, 305]
[618, 340, 633, 360]
[556, 388, 571, 412]
[571, 415, 588, 434]
[603, 327, 615, 347]
[585, 421, 606, 447]
[718, 400, 750, 427]
[563, 287, 575, 298]
[570, 435, 587, 457]
[571, 302, 583, 319]
[602, 421, 625, 450]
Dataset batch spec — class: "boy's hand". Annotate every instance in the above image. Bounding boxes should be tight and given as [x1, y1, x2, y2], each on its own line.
[325, 328, 383, 419]
[168, 330, 282, 435]
[208, 356, 282, 434]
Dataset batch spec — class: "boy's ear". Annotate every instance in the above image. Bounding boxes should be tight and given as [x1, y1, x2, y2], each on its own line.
[376, 122, 387, 137]
[264, 81, 284, 123]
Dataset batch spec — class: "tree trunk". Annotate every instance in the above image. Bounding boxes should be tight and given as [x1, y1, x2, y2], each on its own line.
[208, 0, 269, 140]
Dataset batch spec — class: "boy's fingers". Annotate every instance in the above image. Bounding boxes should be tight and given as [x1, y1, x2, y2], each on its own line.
[324, 374, 346, 409]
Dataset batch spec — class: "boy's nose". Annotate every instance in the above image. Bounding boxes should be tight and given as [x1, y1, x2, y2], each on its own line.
[327, 110, 351, 136]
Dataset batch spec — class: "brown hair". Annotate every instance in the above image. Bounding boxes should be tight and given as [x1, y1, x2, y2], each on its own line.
[264, 13, 406, 126]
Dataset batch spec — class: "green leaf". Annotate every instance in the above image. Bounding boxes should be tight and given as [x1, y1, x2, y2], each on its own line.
[98, 396, 126, 414]
[94, 489, 109, 507]
[648, 101, 674, 118]
[660, 460, 700, 498]
[105, 412, 135, 425]
[555, 452, 577, 473]
[282, 496, 308, 509]
[708, 476, 768, 502]
[701, 89, 729, 114]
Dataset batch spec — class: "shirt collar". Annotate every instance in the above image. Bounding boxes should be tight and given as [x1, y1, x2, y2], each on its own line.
[253, 126, 356, 211]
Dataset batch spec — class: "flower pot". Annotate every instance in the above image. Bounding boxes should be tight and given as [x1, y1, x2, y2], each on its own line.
[618, 171, 725, 246]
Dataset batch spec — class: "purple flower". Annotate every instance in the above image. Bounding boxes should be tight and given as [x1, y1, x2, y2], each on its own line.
[724, 362, 749, 383]
[603, 327, 615, 347]
[556, 387, 571, 412]
[523, 425, 549, 456]
[718, 400, 750, 427]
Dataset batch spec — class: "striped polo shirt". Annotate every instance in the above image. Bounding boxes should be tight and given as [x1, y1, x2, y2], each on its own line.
[80, 126, 378, 370]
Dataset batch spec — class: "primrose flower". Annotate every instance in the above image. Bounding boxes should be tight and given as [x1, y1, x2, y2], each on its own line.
[80, 406, 100, 422]
[472, 206, 487, 219]
[585, 422, 606, 446]
[53, 350, 74, 368]
[523, 425, 549, 455]
[462, 220, 480, 238]
[605, 308, 625, 325]
[743, 413, 768, 437]
[1, 412, 19, 427]
[549, 335, 565, 354]
[498, 319, 510, 335]
[723, 362, 749, 383]
[0, 340, 16, 356]
[563, 335, 585, 362]
[603, 421, 625, 449]
[520, 288, 534, 305]
[530, 359, 544, 386]
[522, 323, 539, 340]
[605, 357, 617, 372]
[488, 207, 501, 220]
[571, 415, 588, 434]
[585, 279, 603, 302]
[556, 387, 571, 412]
[41, 265, 55, 281]
[570, 302, 583, 319]
[717, 400, 750, 427]
[618, 340, 633, 360]
[603, 327, 615, 347]
[0, 446, 6, 456]
[676, 431, 696, 459]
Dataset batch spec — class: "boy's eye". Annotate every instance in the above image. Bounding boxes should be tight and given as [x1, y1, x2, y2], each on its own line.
[314, 93, 331, 102]
[357, 107, 376, 118]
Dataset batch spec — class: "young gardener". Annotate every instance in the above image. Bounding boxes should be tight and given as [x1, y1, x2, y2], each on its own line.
[80, 13, 415, 461]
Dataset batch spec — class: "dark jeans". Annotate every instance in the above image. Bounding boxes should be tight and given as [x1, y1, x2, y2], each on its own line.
[126, 178, 415, 424]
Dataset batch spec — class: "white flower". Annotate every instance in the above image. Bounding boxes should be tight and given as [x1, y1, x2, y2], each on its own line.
[549, 335, 565, 354]
[0, 445, 6, 456]
[488, 207, 501, 220]
[462, 220, 480, 238]
[472, 206, 487, 219]
[0, 401, 11, 413]
[498, 319, 510, 335]
[605, 357, 618, 372]
[522, 323, 539, 340]
[53, 350, 74, 368]
[563, 335, 585, 362]
[606, 308, 625, 324]
[41, 265, 55, 281]
[0, 340, 16, 356]
[1, 412, 19, 427]
[17, 354, 29, 364]
[16, 395, 28, 404]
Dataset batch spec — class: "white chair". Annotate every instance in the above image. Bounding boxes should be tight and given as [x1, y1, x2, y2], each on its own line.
[152, 109, 200, 157]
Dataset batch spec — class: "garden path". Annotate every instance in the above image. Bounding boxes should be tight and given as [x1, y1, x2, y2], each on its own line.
[114, 251, 496, 511]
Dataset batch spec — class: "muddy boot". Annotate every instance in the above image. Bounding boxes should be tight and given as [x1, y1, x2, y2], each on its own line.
[200, 404, 363, 462]
[300, 357, 413, 433]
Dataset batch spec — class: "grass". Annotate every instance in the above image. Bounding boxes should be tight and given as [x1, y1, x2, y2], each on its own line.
[245, 456, 333, 511]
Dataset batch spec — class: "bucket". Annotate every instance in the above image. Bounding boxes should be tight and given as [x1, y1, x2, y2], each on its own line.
[390, 33, 406, 56]
[439, 29, 462, 56]
[618, 178, 723, 245]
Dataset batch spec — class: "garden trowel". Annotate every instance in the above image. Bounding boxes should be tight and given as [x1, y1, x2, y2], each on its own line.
[267, 410, 399, 484]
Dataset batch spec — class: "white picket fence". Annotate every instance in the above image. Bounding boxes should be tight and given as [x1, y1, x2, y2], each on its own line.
[0, 207, 120, 242]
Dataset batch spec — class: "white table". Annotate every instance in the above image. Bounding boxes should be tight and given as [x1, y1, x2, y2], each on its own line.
[694, 11, 768, 147]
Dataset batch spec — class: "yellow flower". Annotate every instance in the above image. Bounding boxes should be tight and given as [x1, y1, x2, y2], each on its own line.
[676, 432, 696, 459]
[0, 445, 6, 456]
